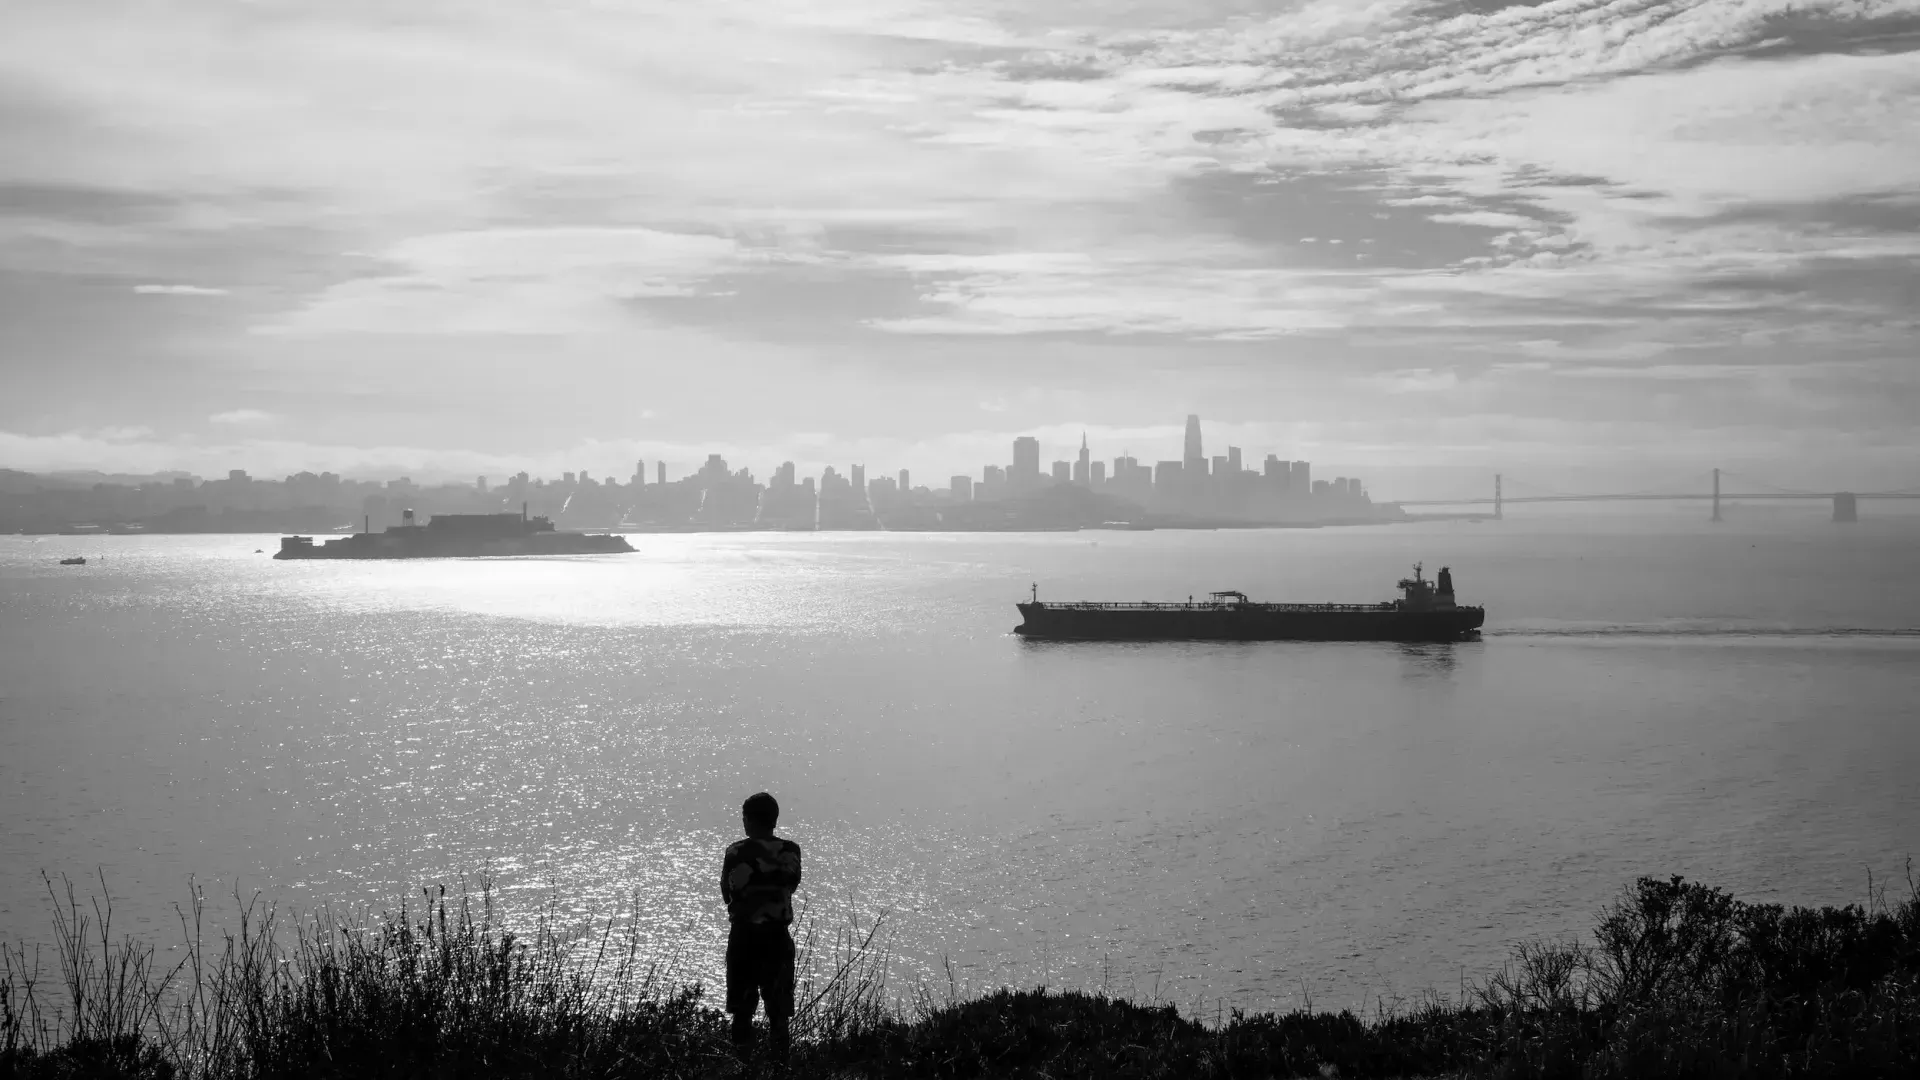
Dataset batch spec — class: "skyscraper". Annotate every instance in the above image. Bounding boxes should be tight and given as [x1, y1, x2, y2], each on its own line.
[1012, 436, 1041, 489]
[1073, 433, 1090, 486]
[1154, 460, 1183, 502]
[898, 468, 910, 492]
[978, 464, 1005, 502]
[1182, 415, 1208, 505]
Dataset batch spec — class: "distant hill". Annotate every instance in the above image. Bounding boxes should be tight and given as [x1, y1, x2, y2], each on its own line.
[0, 469, 80, 494]
[0, 469, 198, 493]
[46, 469, 198, 486]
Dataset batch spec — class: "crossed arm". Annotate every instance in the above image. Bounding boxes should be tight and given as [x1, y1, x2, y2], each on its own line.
[720, 844, 803, 907]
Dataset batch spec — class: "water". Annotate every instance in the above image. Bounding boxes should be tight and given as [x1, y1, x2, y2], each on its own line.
[3, 516, 1917, 1013]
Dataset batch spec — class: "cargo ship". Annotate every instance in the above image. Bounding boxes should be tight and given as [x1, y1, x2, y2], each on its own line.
[1014, 564, 1483, 641]
[275, 507, 634, 559]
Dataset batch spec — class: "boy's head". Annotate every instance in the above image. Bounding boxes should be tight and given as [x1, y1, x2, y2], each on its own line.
[742, 792, 779, 836]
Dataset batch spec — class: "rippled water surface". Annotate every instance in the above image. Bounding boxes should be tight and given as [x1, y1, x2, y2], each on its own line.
[3, 516, 1918, 1011]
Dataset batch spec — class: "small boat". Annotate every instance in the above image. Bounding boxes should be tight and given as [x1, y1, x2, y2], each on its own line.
[59, 557, 86, 565]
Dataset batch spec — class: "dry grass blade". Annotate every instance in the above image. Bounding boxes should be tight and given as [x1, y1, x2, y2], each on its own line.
[2, 870, 1917, 1078]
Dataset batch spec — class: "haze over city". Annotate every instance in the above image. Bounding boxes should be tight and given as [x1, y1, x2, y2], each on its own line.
[3, 0, 1917, 496]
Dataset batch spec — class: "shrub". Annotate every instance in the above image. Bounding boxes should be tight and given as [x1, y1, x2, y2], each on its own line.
[2, 870, 1916, 1079]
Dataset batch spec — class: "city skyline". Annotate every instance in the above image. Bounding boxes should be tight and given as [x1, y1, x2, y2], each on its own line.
[4, 3, 1917, 495]
[0, 415, 1472, 498]
[1, 413, 1402, 534]
[5, 417, 1906, 507]
[3, 415, 1369, 501]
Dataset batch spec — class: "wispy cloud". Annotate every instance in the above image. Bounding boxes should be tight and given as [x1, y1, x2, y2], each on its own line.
[134, 283, 228, 296]
[1, 0, 1916, 479]
[208, 409, 277, 426]
[1369, 368, 1461, 394]
[266, 228, 754, 335]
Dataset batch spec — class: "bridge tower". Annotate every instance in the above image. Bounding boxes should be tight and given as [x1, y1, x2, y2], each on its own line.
[1833, 492, 1858, 523]
[1711, 468, 1722, 523]
[1494, 473, 1503, 520]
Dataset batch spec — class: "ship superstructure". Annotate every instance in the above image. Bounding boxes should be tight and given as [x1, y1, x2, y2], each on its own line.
[275, 507, 634, 559]
[1013, 563, 1483, 641]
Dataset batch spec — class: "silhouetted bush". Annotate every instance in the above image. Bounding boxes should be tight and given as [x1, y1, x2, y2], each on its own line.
[3, 869, 1916, 1078]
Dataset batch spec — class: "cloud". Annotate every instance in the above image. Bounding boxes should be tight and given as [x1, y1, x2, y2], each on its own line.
[863, 247, 1386, 338]
[13, 0, 1915, 345]
[1369, 368, 1460, 394]
[208, 409, 276, 426]
[1393, 49, 1920, 223]
[2, 0, 1918, 483]
[867, 0, 1920, 337]
[265, 228, 751, 335]
[133, 283, 227, 296]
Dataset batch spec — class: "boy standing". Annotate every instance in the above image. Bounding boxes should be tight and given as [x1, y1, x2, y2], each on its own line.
[722, 791, 803, 1060]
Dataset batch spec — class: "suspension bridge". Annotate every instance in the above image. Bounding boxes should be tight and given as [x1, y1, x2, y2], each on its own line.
[1393, 470, 1920, 522]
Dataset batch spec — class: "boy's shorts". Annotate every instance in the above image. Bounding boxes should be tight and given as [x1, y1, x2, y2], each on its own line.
[726, 921, 796, 1019]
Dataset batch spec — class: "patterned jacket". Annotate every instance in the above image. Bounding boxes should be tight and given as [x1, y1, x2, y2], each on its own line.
[722, 836, 803, 927]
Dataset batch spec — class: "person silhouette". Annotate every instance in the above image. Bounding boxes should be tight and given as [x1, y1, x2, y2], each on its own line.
[721, 791, 803, 1060]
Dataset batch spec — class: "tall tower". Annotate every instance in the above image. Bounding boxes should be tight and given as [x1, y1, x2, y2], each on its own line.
[1012, 436, 1041, 490]
[1074, 433, 1091, 486]
[1183, 415, 1204, 469]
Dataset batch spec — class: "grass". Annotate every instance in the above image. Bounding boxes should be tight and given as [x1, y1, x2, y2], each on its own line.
[3, 869, 1917, 1078]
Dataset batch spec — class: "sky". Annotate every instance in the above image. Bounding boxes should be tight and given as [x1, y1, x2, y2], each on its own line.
[2, 0, 1916, 497]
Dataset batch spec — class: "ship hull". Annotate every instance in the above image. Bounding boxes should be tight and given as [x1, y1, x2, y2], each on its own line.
[273, 534, 634, 559]
[1014, 603, 1483, 641]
